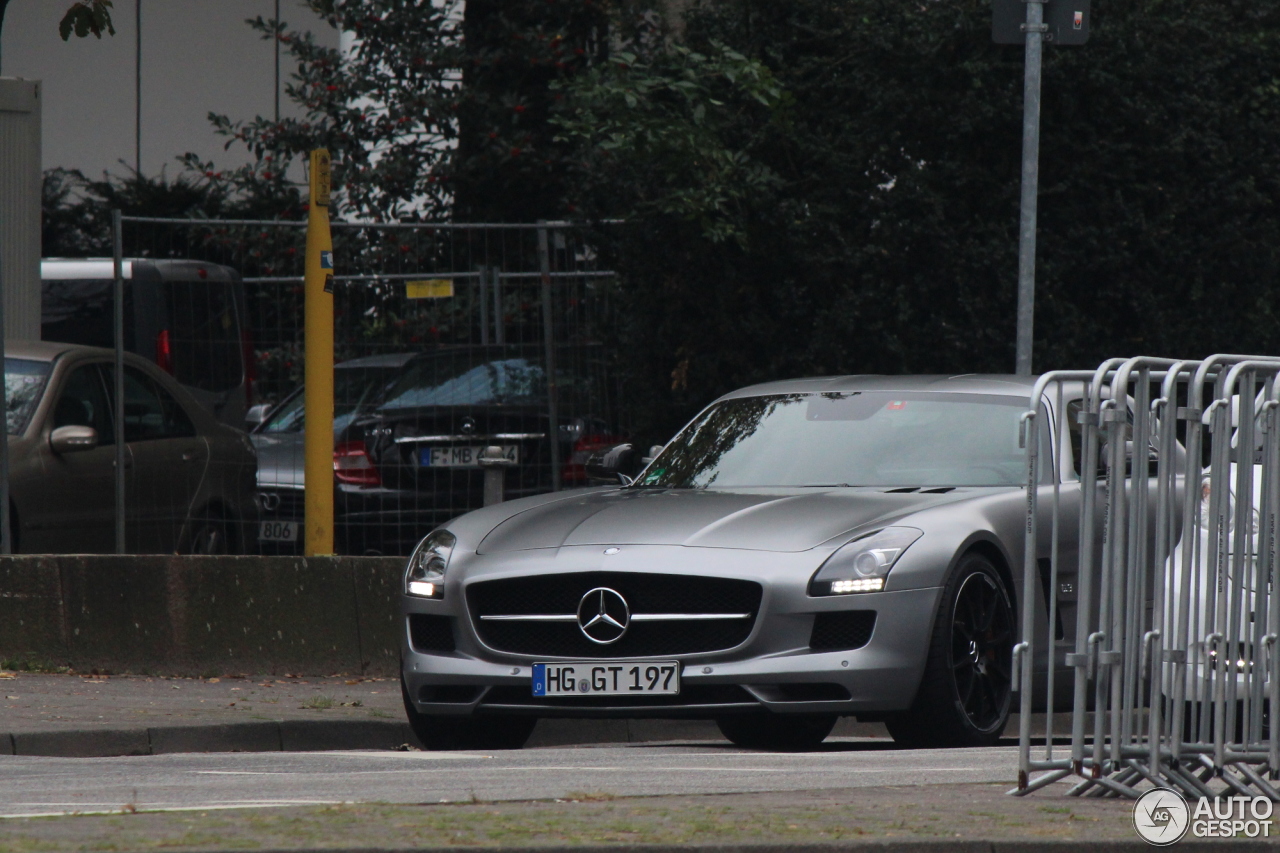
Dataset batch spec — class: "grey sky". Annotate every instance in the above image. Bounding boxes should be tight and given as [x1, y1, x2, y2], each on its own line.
[2, 0, 337, 179]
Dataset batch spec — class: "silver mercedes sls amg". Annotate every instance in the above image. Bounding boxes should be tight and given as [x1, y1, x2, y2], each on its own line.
[401, 374, 1053, 750]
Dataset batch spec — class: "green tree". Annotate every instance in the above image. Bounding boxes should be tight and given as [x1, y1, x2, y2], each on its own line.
[185, 0, 614, 223]
[550, 0, 1280, 441]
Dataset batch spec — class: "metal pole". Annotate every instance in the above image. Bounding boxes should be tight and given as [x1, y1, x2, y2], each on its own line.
[538, 224, 561, 491]
[0, 230, 10, 554]
[113, 210, 126, 553]
[135, 0, 141, 176]
[1015, 0, 1045, 376]
[303, 150, 335, 556]
[274, 0, 281, 123]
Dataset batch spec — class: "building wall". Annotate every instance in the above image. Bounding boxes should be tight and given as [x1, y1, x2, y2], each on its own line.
[0, 0, 336, 180]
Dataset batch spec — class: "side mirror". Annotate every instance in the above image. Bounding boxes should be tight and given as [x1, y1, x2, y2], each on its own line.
[1099, 439, 1158, 477]
[245, 403, 272, 429]
[585, 443, 635, 486]
[50, 425, 98, 454]
[641, 444, 665, 465]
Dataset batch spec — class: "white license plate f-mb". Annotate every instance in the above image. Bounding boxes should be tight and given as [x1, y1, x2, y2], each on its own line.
[532, 661, 680, 697]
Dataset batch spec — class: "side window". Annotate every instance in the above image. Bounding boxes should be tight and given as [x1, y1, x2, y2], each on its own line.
[1067, 400, 1085, 477]
[154, 380, 196, 439]
[53, 365, 114, 445]
[120, 367, 195, 441]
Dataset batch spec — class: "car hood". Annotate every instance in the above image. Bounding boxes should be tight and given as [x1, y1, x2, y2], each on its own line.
[476, 487, 993, 554]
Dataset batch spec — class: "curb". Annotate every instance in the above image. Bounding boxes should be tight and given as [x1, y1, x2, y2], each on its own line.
[2, 720, 415, 757]
[0, 718, 735, 758]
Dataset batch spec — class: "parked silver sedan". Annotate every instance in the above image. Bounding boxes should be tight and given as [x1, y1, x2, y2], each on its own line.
[401, 375, 1047, 751]
[4, 341, 258, 553]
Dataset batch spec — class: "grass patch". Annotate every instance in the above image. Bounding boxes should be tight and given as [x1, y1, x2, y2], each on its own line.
[300, 695, 336, 710]
[0, 656, 71, 674]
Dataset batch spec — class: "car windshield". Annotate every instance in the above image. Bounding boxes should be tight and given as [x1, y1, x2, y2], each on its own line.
[378, 355, 545, 410]
[5, 358, 51, 435]
[638, 392, 1032, 488]
[261, 366, 399, 434]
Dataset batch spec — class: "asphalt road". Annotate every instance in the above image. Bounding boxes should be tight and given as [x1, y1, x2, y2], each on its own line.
[0, 741, 1020, 818]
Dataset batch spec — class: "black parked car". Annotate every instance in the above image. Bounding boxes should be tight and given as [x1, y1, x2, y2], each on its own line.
[334, 345, 623, 555]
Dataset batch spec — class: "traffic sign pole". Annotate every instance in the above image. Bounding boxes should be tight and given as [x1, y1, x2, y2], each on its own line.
[303, 149, 335, 556]
[1015, 0, 1046, 376]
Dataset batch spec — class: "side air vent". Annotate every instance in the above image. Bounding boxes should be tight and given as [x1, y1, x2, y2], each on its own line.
[409, 614, 456, 653]
[809, 611, 876, 651]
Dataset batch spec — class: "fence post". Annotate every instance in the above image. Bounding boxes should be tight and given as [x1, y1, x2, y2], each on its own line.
[112, 209, 126, 554]
[538, 223, 561, 491]
[479, 445, 515, 506]
[303, 150, 335, 556]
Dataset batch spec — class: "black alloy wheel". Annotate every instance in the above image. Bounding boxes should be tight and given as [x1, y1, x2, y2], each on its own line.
[949, 570, 1014, 731]
[186, 517, 231, 555]
[885, 552, 1014, 748]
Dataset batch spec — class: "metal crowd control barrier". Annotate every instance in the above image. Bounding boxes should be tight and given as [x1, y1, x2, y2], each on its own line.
[1014, 355, 1280, 800]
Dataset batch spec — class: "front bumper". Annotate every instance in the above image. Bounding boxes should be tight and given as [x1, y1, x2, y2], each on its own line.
[402, 578, 942, 719]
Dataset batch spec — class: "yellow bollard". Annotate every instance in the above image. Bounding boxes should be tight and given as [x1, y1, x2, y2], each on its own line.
[303, 149, 335, 556]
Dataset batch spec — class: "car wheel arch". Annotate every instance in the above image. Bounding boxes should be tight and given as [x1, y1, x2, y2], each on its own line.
[946, 534, 1017, 617]
[184, 500, 238, 554]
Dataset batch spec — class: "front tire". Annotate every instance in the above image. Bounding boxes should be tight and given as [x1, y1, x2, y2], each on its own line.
[715, 713, 837, 751]
[885, 552, 1014, 748]
[185, 516, 232, 554]
[401, 677, 535, 750]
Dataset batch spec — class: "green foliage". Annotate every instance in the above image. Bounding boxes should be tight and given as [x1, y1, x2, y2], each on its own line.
[553, 41, 783, 243]
[58, 0, 115, 40]
[187, 0, 609, 224]
[560, 0, 1280, 442]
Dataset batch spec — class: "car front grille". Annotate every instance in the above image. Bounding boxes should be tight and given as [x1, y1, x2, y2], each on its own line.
[809, 611, 876, 651]
[467, 572, 762, 658]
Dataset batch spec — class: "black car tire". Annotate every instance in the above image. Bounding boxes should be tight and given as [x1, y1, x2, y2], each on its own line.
[715, 712, 837, 751]
[185, 517, 231, 555]
[400, 677, 535, 750]
[885, 552, 1014, 749]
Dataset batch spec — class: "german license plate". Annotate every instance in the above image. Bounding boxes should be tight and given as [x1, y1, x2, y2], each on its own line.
[258, 520, 299, 542]
[419, 445, 519, 467]
[531, 661, 680, 697]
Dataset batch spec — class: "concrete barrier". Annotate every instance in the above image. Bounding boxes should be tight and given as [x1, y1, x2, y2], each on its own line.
[0, 556, 404, 677]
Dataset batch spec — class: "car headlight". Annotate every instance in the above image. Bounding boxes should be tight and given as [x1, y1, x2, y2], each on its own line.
[405, 530, 455, 599]
[809, 527, 922, 595]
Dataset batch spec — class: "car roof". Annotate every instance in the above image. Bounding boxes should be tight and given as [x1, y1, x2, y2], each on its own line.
[3, 340, 98, 362]
[719, 374, 1043, 402]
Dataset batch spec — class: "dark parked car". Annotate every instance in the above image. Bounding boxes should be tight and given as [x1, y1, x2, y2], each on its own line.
[252, 352, 414, 553]
[334, 345, 623, 556]
[3, 341, 258, 554]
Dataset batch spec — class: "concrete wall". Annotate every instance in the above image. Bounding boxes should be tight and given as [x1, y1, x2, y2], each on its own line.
[0, 556, 406, 676]
[0, 78, 41, 342]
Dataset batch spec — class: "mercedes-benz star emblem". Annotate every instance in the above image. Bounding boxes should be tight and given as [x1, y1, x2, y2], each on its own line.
[460, 417, 477, 435]
[577, 587, 630, 645]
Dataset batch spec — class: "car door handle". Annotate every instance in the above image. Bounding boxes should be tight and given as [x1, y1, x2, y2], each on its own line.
[182, 451, 202, 462]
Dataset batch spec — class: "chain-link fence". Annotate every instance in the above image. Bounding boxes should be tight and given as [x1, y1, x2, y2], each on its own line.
[30, 216, 625, 556]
